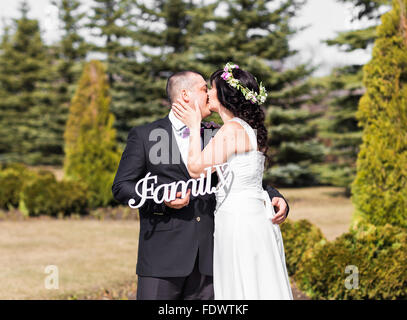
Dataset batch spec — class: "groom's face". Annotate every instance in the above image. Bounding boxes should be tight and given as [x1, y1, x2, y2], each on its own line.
[188, 74, 211, 119]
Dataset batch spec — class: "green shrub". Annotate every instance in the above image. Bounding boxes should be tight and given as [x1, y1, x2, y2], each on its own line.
[0, 169, 24, 209]
[57, 180, 89, 216]
[19, 171, 59, 216]
[295, 222, 407, 299]
[0, 163, 35, 209]
[20, 171, 89, 217]
[280, 219, 326, 276]
[1, 162, 30, 172]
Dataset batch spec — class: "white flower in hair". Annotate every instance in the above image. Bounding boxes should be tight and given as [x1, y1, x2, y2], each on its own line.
[220, 62, 268, 105]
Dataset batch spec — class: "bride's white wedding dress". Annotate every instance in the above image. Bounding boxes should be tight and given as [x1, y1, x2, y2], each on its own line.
[213, 117, 293, 300]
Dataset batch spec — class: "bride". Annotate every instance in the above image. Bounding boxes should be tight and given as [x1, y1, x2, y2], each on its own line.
[172, 62, 293, 300]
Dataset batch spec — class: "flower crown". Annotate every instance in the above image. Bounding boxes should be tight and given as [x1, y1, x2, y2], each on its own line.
[220, 62, 267, 105]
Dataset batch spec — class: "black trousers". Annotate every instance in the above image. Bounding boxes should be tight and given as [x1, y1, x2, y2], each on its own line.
[136, 252, 214, 300]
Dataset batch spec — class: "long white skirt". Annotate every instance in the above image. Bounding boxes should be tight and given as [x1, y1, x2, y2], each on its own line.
[213, 190, 293, 300]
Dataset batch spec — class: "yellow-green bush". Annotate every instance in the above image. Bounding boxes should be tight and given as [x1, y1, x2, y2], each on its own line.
[19, 171, 59, 216]
[295, 222, 407, 299]
[351, 0, 407, 228]
[57, 180, 89, 216]
[64, 60, 121, 208]
[0, 169, 24, 209]
[0, 163, 34, 209]
[280, 219, 326, 276]
[19, 170, 89, 217]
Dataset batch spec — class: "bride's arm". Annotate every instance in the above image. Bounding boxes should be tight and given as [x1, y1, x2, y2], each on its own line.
[172, 100, 246, 178]
[186, 123, 237, 178]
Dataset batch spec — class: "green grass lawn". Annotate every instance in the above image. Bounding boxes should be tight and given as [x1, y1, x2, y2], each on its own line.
[0, 186, 353, 299]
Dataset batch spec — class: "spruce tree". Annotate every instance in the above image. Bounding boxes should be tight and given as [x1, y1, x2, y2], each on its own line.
[265, 107, 324, 187]
[86, 0, 134, 84]
[86, 0, 142, 147]
[0, 1, 61, 165]
[191, 0, 323, 186]
[64, 60, 121, 208]
[52, 0, 88, 104]
[111, 0, 218, 146]
[0, 22, 12, 157]
[351, 0, 407, 228]
[316, 0, 391, 194]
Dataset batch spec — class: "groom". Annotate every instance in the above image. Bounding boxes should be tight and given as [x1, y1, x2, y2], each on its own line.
[112, 71, 289, 300]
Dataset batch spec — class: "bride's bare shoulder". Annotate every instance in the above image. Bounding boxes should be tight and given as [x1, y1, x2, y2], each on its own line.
[212, 119, 251, 153]
[219, 119, 244, 132]
[216, 120, 250, 149]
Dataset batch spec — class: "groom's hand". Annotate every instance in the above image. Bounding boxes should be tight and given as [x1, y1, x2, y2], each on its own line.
[271, 197, 288, 225]
[164, 190, 191, 210]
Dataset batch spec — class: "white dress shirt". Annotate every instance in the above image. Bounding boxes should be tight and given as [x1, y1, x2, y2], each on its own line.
[168, 110, 191, 166]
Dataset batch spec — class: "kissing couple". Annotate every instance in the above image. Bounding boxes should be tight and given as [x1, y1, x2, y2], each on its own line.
[112, 63, 293, 300]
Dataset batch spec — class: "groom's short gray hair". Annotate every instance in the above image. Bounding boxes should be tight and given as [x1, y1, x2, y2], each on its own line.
[166, 71, 204, 104]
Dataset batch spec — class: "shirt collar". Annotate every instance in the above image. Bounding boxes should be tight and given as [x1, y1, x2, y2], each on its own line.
[168, 110, 187, 131]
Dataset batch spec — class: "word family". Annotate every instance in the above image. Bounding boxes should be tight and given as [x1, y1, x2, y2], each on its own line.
[129, 163, 230, 208]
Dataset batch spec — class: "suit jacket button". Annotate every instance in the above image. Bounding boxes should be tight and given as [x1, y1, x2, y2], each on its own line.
[196, 216, 201, 222]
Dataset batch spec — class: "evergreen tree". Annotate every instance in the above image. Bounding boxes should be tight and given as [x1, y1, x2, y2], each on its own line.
[64, 60, 121, 208]
[316, 0, 391, 194]
[86, 0, 143, 147]
[351, 0, 407, 228]
[190, 0, 323, 186]
[314, 65, 366, 195]
[47, 0, 90, 166]
[109, 0, 218, 147]
[0, 22, 12, 156]
[52, 0, 88, 97]
[265, 107, 324, 186]
[0, 1, 61, 165]
[86, 0, 134, 84]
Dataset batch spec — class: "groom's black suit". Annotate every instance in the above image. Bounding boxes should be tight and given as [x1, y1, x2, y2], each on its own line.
[112, 114, 288, 299]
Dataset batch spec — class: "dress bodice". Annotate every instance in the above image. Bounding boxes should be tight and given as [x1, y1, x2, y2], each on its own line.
[215, 117, 265, 206]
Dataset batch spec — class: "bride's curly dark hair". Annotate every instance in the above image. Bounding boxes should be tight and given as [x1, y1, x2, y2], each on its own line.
[210, 68, 268, 154]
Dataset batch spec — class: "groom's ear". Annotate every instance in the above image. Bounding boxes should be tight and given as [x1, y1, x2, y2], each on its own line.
[181, 89, 190, 102]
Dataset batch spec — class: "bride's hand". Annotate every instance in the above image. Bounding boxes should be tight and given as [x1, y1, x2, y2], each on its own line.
[172, 99, 202, 129]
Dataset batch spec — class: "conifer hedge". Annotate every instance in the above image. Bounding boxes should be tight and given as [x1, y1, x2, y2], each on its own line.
[64, 60, 121, 208]
[351, 0, 407, 228]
